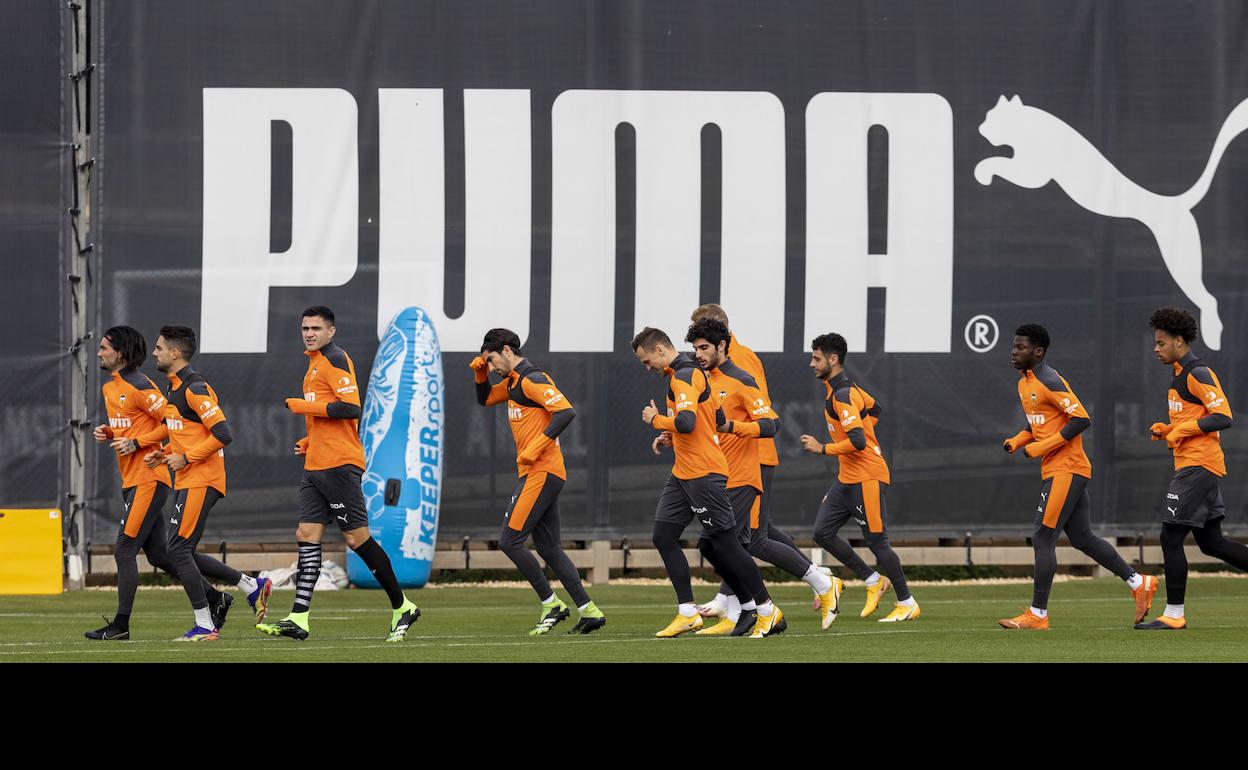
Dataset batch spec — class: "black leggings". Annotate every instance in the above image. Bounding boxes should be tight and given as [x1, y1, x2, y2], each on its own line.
[1160, 520, 1248, 606]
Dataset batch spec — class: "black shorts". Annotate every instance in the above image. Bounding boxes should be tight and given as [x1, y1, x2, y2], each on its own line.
[170, 486, 223, 547]
[1032, 473, 1090, 532]
[120, 481, 170, 542]
[299, 465, 369, 531]
[728, 485, 763, 548]
[503, 471, 564, 536]
[654, 474, 735, 534]
[814, 479, 890, 537]
[1162, 466, 1226, 528]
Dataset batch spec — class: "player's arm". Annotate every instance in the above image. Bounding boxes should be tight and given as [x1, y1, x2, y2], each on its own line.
[1003, 425, 1034, 453]
[286, 357, 362, 420]
[823, 386, 867, 455]
[1023, 384, 1090, 458]
[470, 356, 509, 406]
[518, 374, 576, 464]
[720, 384, 780, 438]
[181, 384, 232, 462]
[650, 373, 699, 433]
[1167, 368, 1233, 444]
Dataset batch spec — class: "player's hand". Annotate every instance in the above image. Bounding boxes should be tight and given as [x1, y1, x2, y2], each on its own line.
[469, 356, 490, 383]
[1023, 443, 1046, 458]
[109, 437, 139, 456]
[164, 453, 189, 472]
[1150, 422, 1172, 441]
[1003, 436, 1024, 454]
[142, 449, 166, 469]
[717, 419, 734, 434]
[799, 434, 824, 454]
[294, 437, 309, 456]
[93, 424, 112, 443]
[518, 446, 543, 465]
[641, 399, 660, 426]
[285, 397, 309, 414]
[652, 432, 672, 455]
[1166, 433, 1185, 449]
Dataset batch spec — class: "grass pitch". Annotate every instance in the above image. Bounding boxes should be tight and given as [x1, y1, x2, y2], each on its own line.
[2, 577, 1246, 662]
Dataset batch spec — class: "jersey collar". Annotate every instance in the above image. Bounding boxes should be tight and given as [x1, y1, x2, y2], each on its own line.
[168, 364, 195, 388]
[1173, 350, 1198, 375]
[665, 352, 697, 376]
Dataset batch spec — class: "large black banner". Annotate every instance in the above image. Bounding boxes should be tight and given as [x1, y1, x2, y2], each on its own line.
[89, 0, 1248, 542]
[0, 2, 68, 509]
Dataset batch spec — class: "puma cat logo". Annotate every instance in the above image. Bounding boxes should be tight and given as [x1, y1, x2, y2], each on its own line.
[974, 94, 1248, 350]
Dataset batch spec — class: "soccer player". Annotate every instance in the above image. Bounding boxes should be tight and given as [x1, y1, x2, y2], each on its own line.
[257, 306, 420, 642]
[999, 323, 1156, 630]
[682, 318, 842, 635]
[85, 326, 271, 639]
[470, 329, 606, 635]
[634, 326, 785, 638]
[799, 333, 919, 622]
[1136, 308, 1247, 630]
[686, 305, 832, 624]
[136, 326, 270, 641]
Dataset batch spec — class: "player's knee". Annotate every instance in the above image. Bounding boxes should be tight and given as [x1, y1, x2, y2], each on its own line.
[1194, 536, 1222, 557]
[498, 529, 525, 556]
[114, 535, 141, 560]
[745, 535, 768, 558]
[697, 537, 716, 562]
[1160, 526, 1187, 550]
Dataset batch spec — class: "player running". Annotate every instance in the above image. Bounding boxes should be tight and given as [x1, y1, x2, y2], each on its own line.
[85, 326, 270, 639]
[136, 326, 271, 641]
[686, 305, 833, 624]
[999, 324, 1156, 630]
[634, 326, 785, 638]
[257, 306, 420, 642]
[470, 328, 606, 635]
[799, 333, 919, 622]
[1136, 308, 1247, 630]
[680, 318, 842, 635]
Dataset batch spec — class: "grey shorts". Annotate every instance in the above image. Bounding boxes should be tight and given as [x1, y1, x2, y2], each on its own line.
[1162, 466, 1225, 528]
[654, 474, 735, 534]
[299, 465, 369, 531]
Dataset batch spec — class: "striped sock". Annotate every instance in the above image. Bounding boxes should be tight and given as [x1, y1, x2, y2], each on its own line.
[291, 541, 322, 614]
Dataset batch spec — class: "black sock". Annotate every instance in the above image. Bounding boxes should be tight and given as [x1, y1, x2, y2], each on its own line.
[113, 612, 130, 629]
[352, 538, 405, 610]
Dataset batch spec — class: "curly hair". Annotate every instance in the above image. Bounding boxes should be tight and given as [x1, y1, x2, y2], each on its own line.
[685, 317, 731, 354]
[1149, 307, 1198, 344]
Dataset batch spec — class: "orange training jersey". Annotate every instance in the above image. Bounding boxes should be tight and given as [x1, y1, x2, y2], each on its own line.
[1167, 353, 1232, 476]
[1017, 363, 1092, 480]
[477, 358, 574, 480]
[709, 359, 780, 491]
[161, 366, 228, 495]
[729, 334, 779, 467]
[302, 343, 366, 472]
[102, 369, 171, 488]
[823, 373, 890, 485]
[651, 353, 731, 481]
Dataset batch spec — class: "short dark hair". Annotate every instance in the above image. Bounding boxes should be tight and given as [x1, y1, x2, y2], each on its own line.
[1014, 323, 1051, 351]
[685, 318, 731, 354]
[302, 306, 335, 325]
[158, 325, 197, 360]
[631, 327, 673, 352]
[480, 328, 522, 356]
[1149, 306, 1198, 344]
[811, 332, 848, 364]
[103, 325, 147, 373]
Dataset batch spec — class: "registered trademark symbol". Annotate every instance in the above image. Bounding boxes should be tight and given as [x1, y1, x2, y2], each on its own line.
[965, 314, 999, 353]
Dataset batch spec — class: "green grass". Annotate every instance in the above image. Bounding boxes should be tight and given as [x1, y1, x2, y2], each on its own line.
[2, 578, 1246, 662]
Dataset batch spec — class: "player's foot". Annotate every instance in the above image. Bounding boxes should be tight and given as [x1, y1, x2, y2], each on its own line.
[529, 598, 570, 636]
[566, 602, 606, 635]
[256, 612, 310, 641]
[818, 577, 845, 629]
[730, 609, 759, 637]
[387, 600, 421, 642]
[998, 608, 1048, 630]
[695, 617, 738, 635]
[861, 576, 891, 618]
[698, 596, 728, 618]
[655, 613, 703, 638]
[247, 577, 273, 623]
[748, 605, 787, 638]
[1131, 574, 1159, 624]
[84, 616, 129, 641]
[811, 566, 833, 610]
[210, 591, 234, 631]
[174, 625, 219, 642]
[1135, 615, 1186, 630]
[878, 602, 921, 623]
